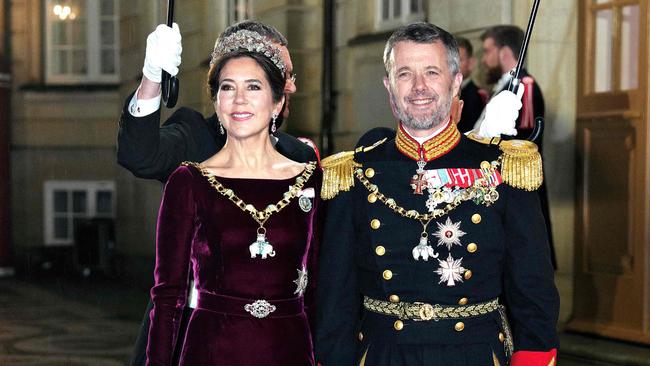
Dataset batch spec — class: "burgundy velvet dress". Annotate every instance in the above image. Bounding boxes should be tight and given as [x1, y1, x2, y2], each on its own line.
[146, 162, 322, 366]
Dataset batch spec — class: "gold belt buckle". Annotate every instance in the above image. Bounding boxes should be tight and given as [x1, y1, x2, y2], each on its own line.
[413, 302, 441, 321]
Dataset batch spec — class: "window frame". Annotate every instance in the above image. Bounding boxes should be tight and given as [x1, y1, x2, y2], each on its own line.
[43, 180, 116, 246]
[44, 0, 120, 84]
[577, 0, 645, 115]
[375, 0, 425, 32]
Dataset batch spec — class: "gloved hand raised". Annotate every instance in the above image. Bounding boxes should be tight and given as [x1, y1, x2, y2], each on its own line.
[142, 23, 182, 83]
[478, 85, 524, 138]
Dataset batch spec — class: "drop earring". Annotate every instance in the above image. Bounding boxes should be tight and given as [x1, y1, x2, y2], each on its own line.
[219, 120, 224, 135]
[271, 112, 278, 133]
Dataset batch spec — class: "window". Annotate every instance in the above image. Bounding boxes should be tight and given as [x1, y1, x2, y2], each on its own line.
[227, 0, 253, 25]
[44, 0, 120, 84]
[589, 0, 639, 93]
[44, 181, 116, 246]
[376, 0, 424, 31]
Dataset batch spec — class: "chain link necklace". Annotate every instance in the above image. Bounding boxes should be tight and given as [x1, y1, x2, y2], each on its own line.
[355, 167, 463, 262]
[185, 161, 317, 259]
[355, 164, 501, 261]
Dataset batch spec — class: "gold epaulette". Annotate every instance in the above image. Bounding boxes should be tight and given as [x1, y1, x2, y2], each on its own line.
[320, 137, 387, 200]
[466, 132, 501, 145]
[498, 140, 543, 191]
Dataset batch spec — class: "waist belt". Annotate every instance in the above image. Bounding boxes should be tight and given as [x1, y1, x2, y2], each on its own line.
[197, 292, 304, 319]
[363, 296, 499, 321]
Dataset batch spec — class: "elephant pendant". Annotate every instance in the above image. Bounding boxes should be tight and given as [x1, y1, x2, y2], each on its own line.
[412, 235, 439, 261]
[250, 233, 276, 259]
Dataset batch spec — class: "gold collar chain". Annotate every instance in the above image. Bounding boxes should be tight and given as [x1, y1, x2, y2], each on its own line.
[355, 168, 463, 224]
[186, 161, 317, 227]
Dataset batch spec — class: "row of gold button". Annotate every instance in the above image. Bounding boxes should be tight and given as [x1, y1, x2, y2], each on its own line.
[365, 166, 483, 333]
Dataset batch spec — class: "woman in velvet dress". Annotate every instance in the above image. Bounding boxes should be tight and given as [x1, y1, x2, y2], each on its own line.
[146, 30, 321, 366]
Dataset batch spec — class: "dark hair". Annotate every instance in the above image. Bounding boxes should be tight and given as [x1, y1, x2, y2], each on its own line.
[221, 20, 288, 46]
[207, 50, 286, 130]
[480, 25, 524, 60]
[383, 22, 460, 77]
[455, 36, 473, 57]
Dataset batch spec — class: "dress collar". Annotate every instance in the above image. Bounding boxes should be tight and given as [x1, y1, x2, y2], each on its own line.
[395, 121, 461, 162]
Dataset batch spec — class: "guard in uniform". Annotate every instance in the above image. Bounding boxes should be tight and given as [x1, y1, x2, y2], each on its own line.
[315, 22, 558, 366]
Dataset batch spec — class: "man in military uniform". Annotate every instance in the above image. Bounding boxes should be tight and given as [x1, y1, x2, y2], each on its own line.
[478, 24, 556, 269]
[315, 22, 558, 366]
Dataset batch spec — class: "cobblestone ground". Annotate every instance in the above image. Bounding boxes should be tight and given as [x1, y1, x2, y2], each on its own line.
[0, 278, 142, 365]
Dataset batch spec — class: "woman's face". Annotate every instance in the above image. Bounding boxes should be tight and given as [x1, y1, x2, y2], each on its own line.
[214, 57, 284, 139]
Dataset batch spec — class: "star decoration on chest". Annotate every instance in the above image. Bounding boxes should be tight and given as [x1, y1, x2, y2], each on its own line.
[293, 267, 308, 296]
[434, 217, 466, 250]
[435, 254, 466, 287]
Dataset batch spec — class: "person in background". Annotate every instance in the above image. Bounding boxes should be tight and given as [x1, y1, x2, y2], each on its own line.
[478, 25, 556, 269]
[455, 36, 485, 133]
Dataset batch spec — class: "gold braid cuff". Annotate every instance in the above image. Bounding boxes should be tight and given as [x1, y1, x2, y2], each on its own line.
[320, 137, 387, 200]
[498, 140, 543, 191]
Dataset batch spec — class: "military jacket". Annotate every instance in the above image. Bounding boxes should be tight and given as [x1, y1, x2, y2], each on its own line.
[315, 123, 559, 366]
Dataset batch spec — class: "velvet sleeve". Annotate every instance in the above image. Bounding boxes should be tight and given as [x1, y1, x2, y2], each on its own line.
[502, 185, 559, 366]
[315, 189, 360, 365]
[146, 166, 196, 366]
[116, 91, 210, 182]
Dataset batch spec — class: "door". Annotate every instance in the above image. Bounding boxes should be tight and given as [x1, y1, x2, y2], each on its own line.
[568, 0, 650, 344]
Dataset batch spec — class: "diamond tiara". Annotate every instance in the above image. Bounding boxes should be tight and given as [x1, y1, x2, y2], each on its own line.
[211, 29, 286, 75]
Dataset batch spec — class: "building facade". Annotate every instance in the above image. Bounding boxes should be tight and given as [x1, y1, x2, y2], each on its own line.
[6, 0, 649, 345]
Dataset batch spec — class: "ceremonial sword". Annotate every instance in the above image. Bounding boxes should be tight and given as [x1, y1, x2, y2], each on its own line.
[507, 0, 543, 142]
[162, 0, 179, 108]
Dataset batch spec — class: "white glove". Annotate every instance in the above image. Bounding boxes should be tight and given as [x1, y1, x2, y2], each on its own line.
[142, 23, 182, 83]
[478, 85, 524, 138]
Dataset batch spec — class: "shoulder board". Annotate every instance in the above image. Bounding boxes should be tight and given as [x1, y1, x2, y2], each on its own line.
[498, 140, 543, 191]
[466, 132, 501, 145]
[320, 137, 387, 200]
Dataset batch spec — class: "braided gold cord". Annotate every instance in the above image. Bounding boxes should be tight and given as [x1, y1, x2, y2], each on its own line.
[421, 122, 461, 161]
[183, 161, 317, 227]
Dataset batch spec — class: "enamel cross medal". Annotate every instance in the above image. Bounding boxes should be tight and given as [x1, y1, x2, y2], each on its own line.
[249, 227, 276, 259]
[410, 157, 427, 195]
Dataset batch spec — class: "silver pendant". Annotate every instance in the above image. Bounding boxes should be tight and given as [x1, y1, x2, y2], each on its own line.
[412, 234, 439, 261]
[298, 195, 312, 212]
[249, 233, 276, 259]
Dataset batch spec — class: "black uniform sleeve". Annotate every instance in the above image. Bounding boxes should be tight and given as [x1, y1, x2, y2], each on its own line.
[315, 189, 360, 365]
[116, 92, 215, 182]
[457, 84, 485, 133]
[501, 185, 559, 353]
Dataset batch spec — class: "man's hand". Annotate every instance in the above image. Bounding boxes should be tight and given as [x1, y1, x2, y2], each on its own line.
[142, 23, 182, 84]
[478, 85, 524, 138]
